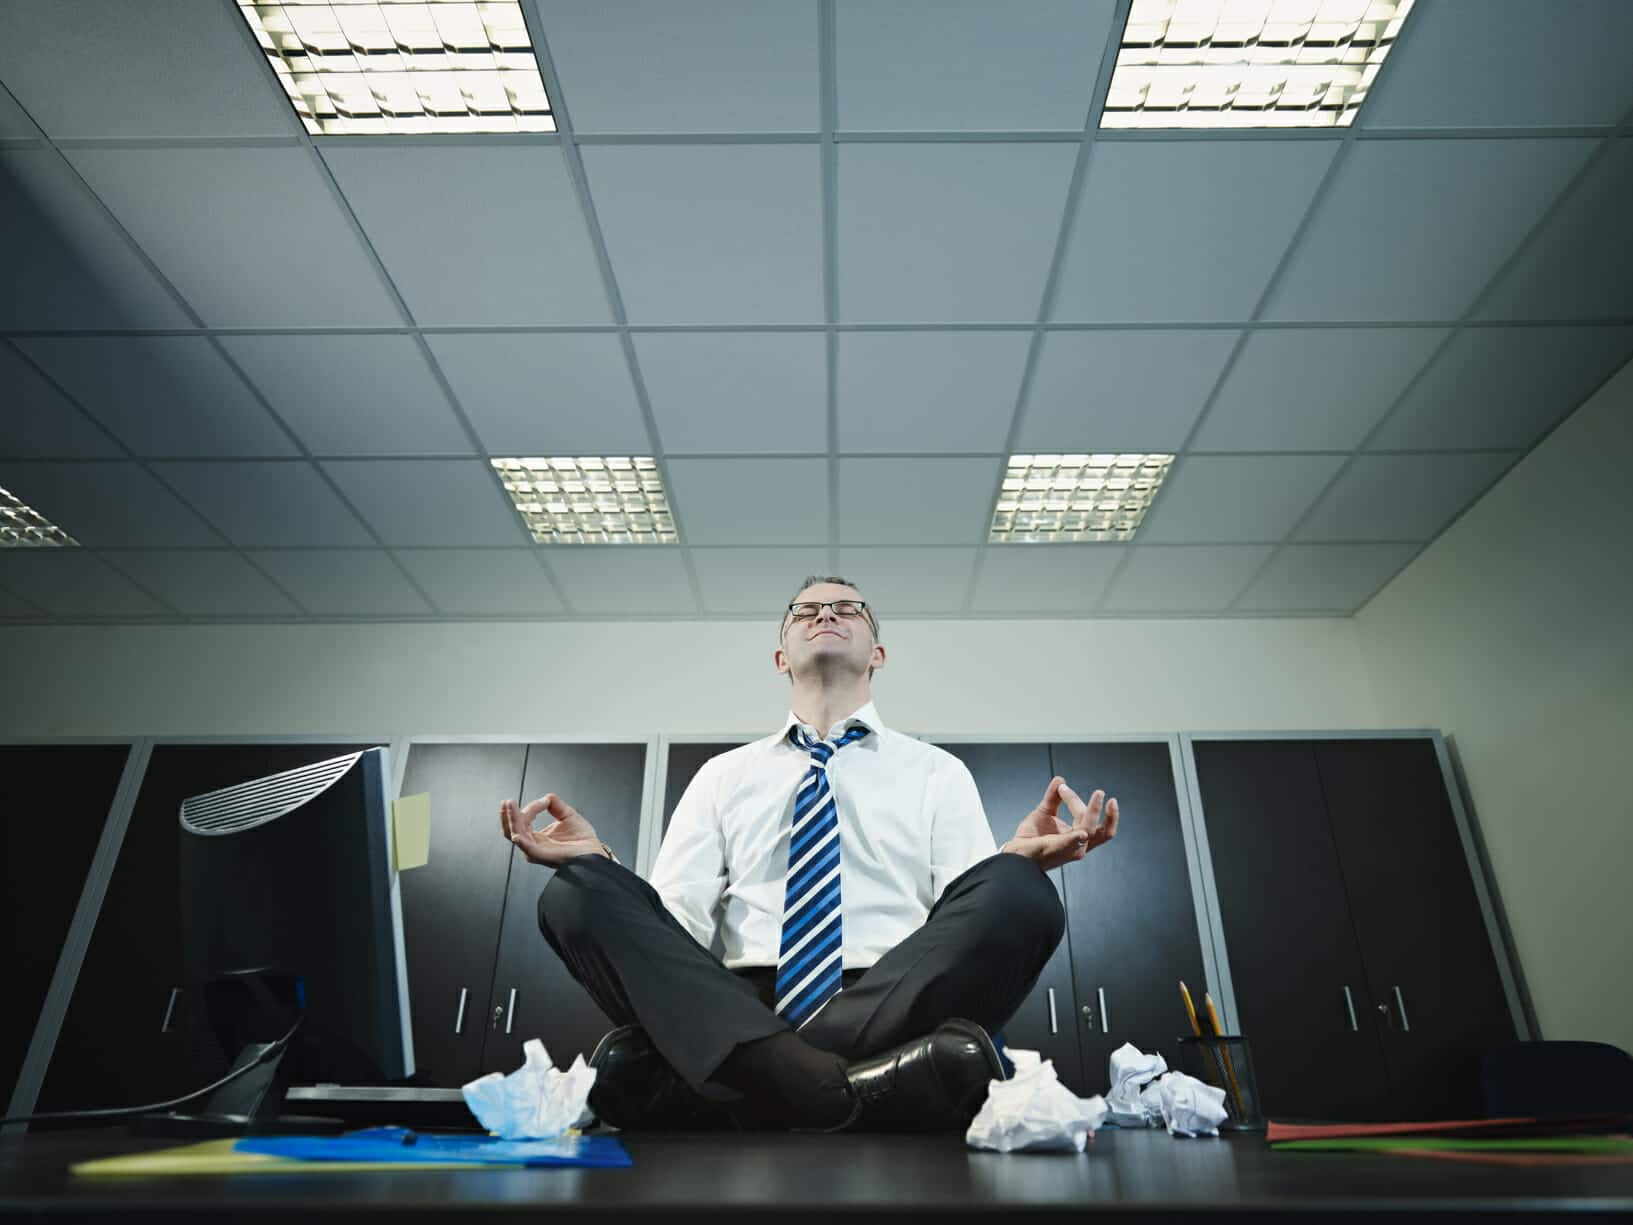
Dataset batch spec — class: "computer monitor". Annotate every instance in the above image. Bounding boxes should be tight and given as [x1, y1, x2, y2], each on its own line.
[139, 747, 415, 1136]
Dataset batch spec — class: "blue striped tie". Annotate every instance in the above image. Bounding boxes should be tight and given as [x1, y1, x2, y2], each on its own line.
[775, 721, 871, 1029]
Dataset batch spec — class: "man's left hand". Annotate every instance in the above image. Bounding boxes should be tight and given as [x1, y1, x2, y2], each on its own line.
[1002, 777, 1119, 871]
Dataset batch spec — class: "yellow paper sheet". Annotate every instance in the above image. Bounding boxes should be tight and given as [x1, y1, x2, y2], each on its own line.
[391, 792, 431, 872]
[71, 1137, 490, 1177]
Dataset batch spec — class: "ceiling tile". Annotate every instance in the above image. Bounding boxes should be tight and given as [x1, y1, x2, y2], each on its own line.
[322, 145, 611, 326]
[0, 461, 216, 547]
[321, 460, 527, 547]
[691, 547, 831, 614]
[1234, 543, 1421, 613]
[65, 145, 401, 328]
[533, 0, 818, 134]
[835, 0, 1115, 132]
[0, 344, 120, 458]
[0, 582, 38, 618]
[1019, 330, 1239, 452]
[835, 547, 978, 614]
[249, 550, 433, 616]
[152, 461, 373, 548]
[219, 334, 474, 456]
[16, 336, 296, 458]
[541, 546, 696, 614]
[666, 458, 829, 546]
[838, 142, 1077, 323]
[1293, 452, 1519, 542]
[0, 0, 296, 140]
[0, 550, 169, 616]
[424, 332, 650, 455]
[969, 543, 1124, 613]
[1195, 327, 1449, 451]
[1101, 545, 1273, 612]
[1370, 326, 1633, 451]
[1139, 454, 1346, 544]
[0, 82, 36, 139]
[1263, 139, 1597, 323]
[0, 148, 190, 331]
[837, 457, 1003, 545]
[1477, 140, 1633, 322]
[1051, 141, 1336, 323]
[110, 550, 301, 617]
[395, 549, 564, 615]
[582, 144, 822, 324]
[1362, 0, 1633, 130]
[635, 333, 826, 454]
[838, 332, 1030, 453]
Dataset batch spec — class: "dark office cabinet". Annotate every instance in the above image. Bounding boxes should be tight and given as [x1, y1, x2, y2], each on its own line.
[394, 742, 528, 1089]
[0, 744, 131, 1110]
[1193, 740, 1394, 1122]
[935, 743, 1086, 1094]
[660, 743, 743, 840]
[1047, 742, 1211, 1093]
[1194, 737, 1516, 1122]
[35, 742, 377, 1122]
[481, 743, 647, 1076]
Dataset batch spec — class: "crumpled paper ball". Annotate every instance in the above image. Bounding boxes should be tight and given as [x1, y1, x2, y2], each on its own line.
[1105, 1041, 1168, 1127]
[461, 1038, 597, 1139]
[1143, 1069, 1229, 1138]
[966, 1048, 1109, 1153]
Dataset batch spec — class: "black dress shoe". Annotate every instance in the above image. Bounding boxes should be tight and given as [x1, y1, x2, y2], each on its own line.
[824, 1018, 1004, 1134]
[586, 1025, 738, 1132]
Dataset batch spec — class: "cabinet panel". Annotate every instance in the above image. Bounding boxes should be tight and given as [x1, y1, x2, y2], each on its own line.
[396, 742, 527, 1088]
[934, 743, 1086, 1094]
[0, 745, 130, 1108]
[1315, 738, 1516, 1119]
[36, 743, 376, 1121]
[1048, 742, 1209, 1093]
[481, 743, 646, 1075]
[1193, 740, 1393, 1121]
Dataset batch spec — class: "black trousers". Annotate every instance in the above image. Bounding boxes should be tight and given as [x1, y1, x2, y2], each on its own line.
[537, 851, 1064, 1099]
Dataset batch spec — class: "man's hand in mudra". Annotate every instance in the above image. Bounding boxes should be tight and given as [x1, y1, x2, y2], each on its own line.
[1001, 777, 1118, 871]
[500, 794, 606, 866]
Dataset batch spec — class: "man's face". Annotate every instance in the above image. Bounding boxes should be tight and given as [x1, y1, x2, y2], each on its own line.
[774, 582, 885, 681]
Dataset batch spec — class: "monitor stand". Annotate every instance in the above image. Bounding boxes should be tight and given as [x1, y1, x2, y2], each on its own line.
[129, 1042, 346, 1138]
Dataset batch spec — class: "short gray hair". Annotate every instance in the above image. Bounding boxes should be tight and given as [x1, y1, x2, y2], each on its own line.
[780, 576, 881, 680]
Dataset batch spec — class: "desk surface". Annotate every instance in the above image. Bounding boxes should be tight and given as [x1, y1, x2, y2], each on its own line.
[4, 1125, 1632, 1221]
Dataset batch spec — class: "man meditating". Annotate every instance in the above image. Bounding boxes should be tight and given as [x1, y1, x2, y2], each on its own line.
[499, 576, 1119, 1133]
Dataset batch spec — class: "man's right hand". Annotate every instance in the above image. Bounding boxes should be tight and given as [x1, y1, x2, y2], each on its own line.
[500, 794, 607, 867]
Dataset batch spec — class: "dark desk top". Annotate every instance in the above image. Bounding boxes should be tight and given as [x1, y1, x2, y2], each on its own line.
[4, 1125, 1632, 1222]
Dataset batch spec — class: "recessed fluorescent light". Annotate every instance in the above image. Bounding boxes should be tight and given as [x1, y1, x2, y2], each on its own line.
[492, 457, 677, 545]
[1102, 0, 1416, 129]
[239, 1, 555, 135]
[988, 454, 1174, 543]
[0, 485, 78, 548]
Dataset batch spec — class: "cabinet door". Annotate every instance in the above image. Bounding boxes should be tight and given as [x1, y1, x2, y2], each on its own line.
[1049, 742, 1209, 1094]
[36, 743, 376, 1120]
[1316, 738, 1516, 1119]
[480, 744, 646, 1075]
[933, 743, 1086, 1094]
[660, 743, 746, 961]
[395, 743, 527, 1088]
[0, 745, 130, 1109]
[1193, 740, 1393, 1121]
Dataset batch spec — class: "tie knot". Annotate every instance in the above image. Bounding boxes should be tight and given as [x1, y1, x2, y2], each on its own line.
[789, 722, 870, 761]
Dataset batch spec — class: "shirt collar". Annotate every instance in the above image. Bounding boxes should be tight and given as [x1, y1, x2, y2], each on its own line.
[781, 699, 884, 744]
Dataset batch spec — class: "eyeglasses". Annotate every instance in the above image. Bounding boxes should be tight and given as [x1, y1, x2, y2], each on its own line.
[786, 600, 870, 622]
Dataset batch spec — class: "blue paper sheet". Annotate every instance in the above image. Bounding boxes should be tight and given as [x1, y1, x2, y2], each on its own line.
[236, 1127, 632, 1168]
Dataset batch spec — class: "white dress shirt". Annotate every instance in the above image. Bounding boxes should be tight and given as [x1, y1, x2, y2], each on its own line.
[649, 701, 998, 970]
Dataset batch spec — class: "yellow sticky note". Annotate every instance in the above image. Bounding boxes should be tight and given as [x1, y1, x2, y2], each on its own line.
[392, 792, 431, 872]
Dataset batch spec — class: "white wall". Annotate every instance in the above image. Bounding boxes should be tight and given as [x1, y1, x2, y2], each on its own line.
[1356, 357, 1633, 1055]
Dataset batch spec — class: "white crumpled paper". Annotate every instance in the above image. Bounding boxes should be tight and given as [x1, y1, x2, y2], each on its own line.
[1104, 1041, 1168, 1127]
[461, 1038, 598, 1139]
[1102, 1042, 1229, 1138]
[965, 1048, 1108, 1153]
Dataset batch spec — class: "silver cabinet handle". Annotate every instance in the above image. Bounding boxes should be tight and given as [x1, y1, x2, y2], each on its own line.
[1047, 987, 1058, 1035]
[454, 987, 469, 1035]
[161, 986, 180, 1033]
[1098, 987, 1109, 1034]
[1393, 985, 1411, 1032]
[506, 987, 517, 1035]
[1342, 985, 1358, 1032]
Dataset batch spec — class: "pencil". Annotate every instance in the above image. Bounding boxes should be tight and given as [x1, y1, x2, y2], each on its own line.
[1204, 992, 1246, 1121]
[1179, 981, 1222, 1091]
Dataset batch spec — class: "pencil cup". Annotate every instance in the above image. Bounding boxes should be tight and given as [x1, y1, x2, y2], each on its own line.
[1178, 1035, 1264, 1132]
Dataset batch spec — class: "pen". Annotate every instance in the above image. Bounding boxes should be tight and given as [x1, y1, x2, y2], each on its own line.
[1204, 992, 1246, 1121]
